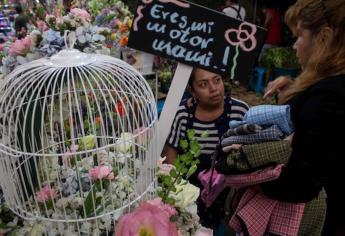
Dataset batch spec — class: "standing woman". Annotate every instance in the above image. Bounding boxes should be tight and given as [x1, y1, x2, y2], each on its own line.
[263, 0, 345, 235]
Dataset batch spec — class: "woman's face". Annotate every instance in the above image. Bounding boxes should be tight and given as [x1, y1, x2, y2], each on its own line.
[191, 69, 225, 108]
[293, 22, 317, 67]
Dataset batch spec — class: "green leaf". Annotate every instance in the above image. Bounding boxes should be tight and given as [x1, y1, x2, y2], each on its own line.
[186, 165, 197, 178]
[179, 139, 189, 151]
[84, 181, 100, 217]
[187, 129, 196, 140]
[170, 169, 177, 178]
[201, 131, 209, 138]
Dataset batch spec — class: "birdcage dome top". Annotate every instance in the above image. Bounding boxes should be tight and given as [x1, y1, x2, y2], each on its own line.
[0, 48, 157, 157]
[44, 49, 97, 67]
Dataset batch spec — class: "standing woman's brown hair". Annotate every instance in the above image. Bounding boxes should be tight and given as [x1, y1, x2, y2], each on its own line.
[280, 0, 345, 103]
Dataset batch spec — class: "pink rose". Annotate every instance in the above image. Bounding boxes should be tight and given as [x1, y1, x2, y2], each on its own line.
[36, 185, 58, 203]
[115, 202, 179, 236]
[147, 198, 177, 218]
[70, 8, 91, 22]
[89, 166, 115, 181]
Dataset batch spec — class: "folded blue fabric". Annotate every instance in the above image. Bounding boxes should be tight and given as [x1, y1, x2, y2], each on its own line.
[229, 105, 294, 135]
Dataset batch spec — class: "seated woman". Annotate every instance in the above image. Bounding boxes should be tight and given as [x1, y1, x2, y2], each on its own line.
[163, 67, 249, 231]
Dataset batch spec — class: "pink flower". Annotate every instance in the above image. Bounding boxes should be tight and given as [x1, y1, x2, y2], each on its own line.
[70, 8, 91, 22]
[36, 185, 58, 203]
[157, 156, 175, 176]
[195, 227, 213, 236]
[146, 198, 177, 218]
[115, 202, 179, 236]
[37, 20, 48, 32]
[9, 36, 32, 56]
[89, 166, 115, 181]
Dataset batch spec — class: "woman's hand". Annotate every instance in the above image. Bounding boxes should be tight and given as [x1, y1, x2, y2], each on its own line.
[263, 76, 294, 99]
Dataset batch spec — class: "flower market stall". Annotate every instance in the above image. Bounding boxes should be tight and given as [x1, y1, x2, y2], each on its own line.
[0, 1, 213, 235]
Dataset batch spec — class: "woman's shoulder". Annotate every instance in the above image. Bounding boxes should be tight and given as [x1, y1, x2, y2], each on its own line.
[307, 74, 345, 97]
[228, 97, 250, 111]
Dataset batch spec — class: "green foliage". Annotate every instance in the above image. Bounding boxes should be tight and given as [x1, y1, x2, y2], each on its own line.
[260, 47, 300, 70]
[157, 129, 205, 204]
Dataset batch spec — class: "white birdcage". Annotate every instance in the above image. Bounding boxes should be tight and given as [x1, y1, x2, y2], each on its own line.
[0, 37, 158, 235]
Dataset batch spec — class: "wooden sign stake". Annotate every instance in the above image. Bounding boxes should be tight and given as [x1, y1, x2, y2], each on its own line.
[157, 63, 193, 155]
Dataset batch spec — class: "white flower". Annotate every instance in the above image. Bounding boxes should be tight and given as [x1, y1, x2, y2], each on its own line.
[115, 132, 134, 154]
[169, 180, 200, 209]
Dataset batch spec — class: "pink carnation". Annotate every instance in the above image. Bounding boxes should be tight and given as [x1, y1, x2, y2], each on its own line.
[89, 166, 115, 181]
[70, 8, 91, 22]
[36, 185, 58, 203]
[115, 202, 179, 236]
[9, 36, 32, 56]
[147, 198, 177, 218]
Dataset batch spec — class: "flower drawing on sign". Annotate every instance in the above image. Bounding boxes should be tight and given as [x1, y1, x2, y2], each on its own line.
[223, 22, 258, 79]
[225, 22, 257, 52]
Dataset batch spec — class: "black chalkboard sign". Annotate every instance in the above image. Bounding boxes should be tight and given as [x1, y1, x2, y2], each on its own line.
[128, 0, 266, 79]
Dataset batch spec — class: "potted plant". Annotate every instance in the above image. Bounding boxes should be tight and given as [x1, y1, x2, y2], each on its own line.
[260, 46, 301, 79]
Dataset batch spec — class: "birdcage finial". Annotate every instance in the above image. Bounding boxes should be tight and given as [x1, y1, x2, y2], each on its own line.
[64, 30, 76, 49]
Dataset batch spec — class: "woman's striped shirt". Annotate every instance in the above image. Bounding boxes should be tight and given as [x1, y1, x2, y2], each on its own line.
[167, 97, 249, 155]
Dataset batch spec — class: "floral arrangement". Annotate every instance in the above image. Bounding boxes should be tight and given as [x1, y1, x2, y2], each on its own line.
[0, 127, 211, 236]
[92, 2, 133, 54]
[115, 129, 213, 236]
[1, 8, 115, 75]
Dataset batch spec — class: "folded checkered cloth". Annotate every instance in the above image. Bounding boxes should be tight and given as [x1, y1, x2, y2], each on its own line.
[229, 105, 294, 135]
[216, 141, 291, 174]
[298, 190, 326, 236]
[229, 188, 326, 236]
[199, 165, 283, 207]
[221, 125, 284, 149]
[229, 187, 305, 236]
[224, 164, 283, 189]
[221, 124, 263, 139]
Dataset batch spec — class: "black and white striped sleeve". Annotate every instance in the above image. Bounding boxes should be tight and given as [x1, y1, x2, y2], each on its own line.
[166, 105, 189, 149]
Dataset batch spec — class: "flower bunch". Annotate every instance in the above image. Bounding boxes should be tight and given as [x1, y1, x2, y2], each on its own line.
[115, 129, 212, 235]
[45, 8, 91, 33]
[8, 36, 32, 57]
[35, 185, 58, 203]
[92, 2, 133, 49]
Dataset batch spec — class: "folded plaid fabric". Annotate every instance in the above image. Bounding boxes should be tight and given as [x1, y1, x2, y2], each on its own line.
[216, 140, 291, 174]
[229, 105, 294, 135]
[298, 190, 326, 236]
[221, 125, 284, 149]
[229, 187, 305, 236]
[224, 164, 283, 189]
[240, 140, 291, 169]
[221, 124, 263, 139]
